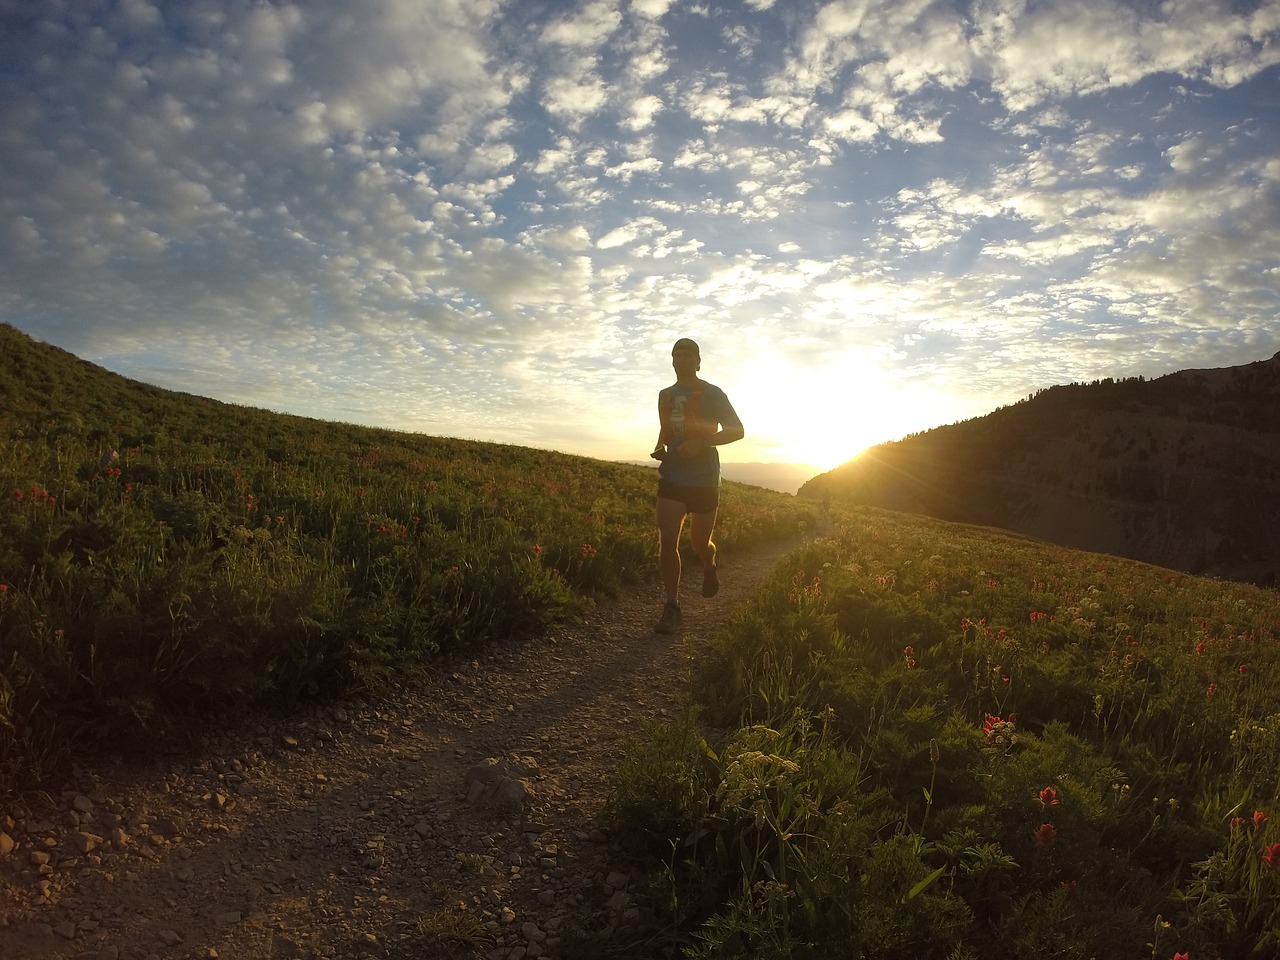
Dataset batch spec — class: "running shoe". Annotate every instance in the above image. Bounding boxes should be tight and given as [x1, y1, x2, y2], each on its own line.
[654, 601, 681, 634]
[701, 563, 719, 598]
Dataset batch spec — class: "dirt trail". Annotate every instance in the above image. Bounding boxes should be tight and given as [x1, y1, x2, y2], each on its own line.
[0, 533, 807, 960]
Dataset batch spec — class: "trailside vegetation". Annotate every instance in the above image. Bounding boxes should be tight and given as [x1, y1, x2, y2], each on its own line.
[608, 506, 1280, 959]
[0, 325, 814, 797]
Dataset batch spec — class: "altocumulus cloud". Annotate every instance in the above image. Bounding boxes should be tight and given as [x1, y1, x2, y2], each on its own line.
[0, 0, 1277, 468]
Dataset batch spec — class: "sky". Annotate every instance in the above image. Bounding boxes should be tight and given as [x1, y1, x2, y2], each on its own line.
[2, 0, 1278, 472]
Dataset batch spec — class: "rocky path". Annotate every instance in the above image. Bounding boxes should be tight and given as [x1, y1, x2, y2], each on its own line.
[0, 534, 804, 960]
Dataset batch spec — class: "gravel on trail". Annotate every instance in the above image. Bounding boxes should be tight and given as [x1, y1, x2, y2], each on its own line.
[1, 533, 806, 960]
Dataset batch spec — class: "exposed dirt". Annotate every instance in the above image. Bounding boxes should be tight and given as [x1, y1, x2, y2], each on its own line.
[0, 534, 806, 960]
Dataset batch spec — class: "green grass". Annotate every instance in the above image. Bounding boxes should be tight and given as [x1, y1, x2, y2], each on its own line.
[0, 324, 814, 797]
[607, 506, 1280, 959]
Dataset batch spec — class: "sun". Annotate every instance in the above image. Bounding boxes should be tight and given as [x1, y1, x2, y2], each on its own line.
[730, 351, 947, 472]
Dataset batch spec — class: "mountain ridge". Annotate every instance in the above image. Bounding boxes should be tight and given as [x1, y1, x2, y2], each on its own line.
[800, 350, 1280, 585]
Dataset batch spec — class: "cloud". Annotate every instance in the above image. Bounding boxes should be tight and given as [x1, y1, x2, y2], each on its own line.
[623, 93, 666, 130]
[539, 0, 624, 48]
[979, 0, 1280, 111]
[0, 0, 1277, 467]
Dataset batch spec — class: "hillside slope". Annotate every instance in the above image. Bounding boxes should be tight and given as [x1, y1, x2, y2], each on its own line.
[800, 352, 1280, 584]
[0, 322, 813, 798]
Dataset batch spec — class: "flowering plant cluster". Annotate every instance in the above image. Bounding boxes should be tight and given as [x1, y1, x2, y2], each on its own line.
[981, 712, 1017, 751]
[622, 506, 1280, 960]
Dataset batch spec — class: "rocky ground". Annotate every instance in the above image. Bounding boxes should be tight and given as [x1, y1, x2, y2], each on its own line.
[0, 535, 803, 960]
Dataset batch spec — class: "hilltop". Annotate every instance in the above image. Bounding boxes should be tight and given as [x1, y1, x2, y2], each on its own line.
[800, 351, 1280, 585]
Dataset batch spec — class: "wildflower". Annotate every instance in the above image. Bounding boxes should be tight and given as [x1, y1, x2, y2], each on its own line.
[1254, 810, 1268, 828]
[982, 712, 1018, 748]
[1231, 817, 1244, 830]
[1033, 823, 1057, 847]
[1172, 952, 1189, 960]
[1262, 842, 1280, 870]
[1238, 664, 1247, 674]
[903, 645, 916, 668]
[1039, 786, 1060, 807]
[0, 584, 7, 594]
[1206, 682, 1216, 699]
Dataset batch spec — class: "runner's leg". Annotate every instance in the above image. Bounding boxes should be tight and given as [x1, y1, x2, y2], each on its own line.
[656, 496, 687, 604]
[688, 507, 717, 572]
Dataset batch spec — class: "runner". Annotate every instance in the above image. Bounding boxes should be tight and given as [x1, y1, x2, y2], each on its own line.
[650, 338, 744, 633]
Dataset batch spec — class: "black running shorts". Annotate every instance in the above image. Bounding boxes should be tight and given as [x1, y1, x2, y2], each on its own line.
[657, 480, 719, 515]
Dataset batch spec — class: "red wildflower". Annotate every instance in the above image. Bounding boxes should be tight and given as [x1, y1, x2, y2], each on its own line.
[1039, 786, 1060, 807]
[903, 645, 916, 668]
[1254, 810, 1267, 827]
[1231, 817, 1244, 830]
[1172, 952, 1190, 960]
[1263, 842, 1280, 870]
[1033, 823, 1057, 847]
[1206, 682, 1216, 698]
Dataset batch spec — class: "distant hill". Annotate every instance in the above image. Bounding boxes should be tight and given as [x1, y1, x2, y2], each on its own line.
[720, 462, 818, 494]
[620, 461, 819, 495]
[799, 353, 1280, 585]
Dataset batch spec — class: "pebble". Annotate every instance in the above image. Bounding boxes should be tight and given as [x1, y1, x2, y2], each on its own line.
[75, 831, 104, 854]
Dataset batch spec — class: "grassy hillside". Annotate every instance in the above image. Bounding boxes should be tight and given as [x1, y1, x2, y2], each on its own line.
[0, 324, 814, 796]
[609, 505, 1280, 958]
[800, 355, 1280, 585]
